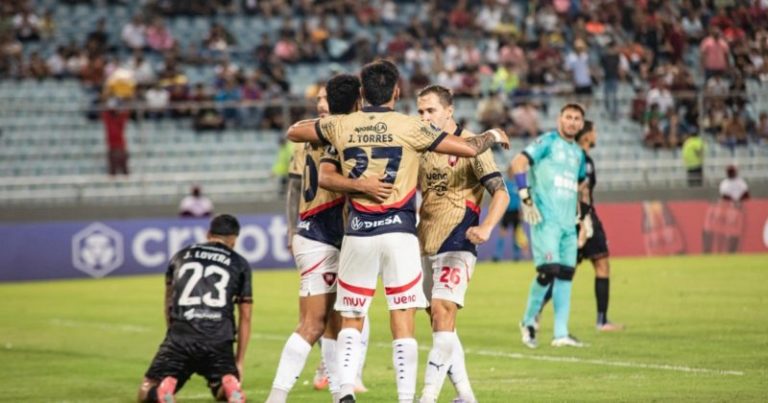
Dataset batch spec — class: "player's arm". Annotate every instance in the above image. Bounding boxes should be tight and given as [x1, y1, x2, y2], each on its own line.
[510, 153, 542, 225]
[286, 118, 323, 144]
[235, 300, 252, 379]
[318, 160, 393, 202]
[285, 175, 301, 251]
[164, 259, 176, 328]
[432, 128, 509, 157]
[466, 174, 509, 245]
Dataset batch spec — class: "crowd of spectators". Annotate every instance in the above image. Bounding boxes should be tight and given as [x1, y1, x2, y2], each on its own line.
[1, 0, 768, 143]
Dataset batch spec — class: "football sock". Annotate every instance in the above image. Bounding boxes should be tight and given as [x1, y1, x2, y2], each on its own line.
[553, 278, 574, 339]
[393, 337, 419, 403]
[337, 328, 362, 399]
[268, 332, 312, 401]
[320, 336, 339, 394]
[494, 237, 505, 259]
[595, 277, 610, 325]
[357, 316, 370, 382]
[523, 276, 551, 326]
[447, 332, 476, 402]
[421, 331, 456, 402]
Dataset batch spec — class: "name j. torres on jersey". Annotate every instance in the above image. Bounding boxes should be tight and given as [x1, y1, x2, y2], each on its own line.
[316, 106, 447, 237]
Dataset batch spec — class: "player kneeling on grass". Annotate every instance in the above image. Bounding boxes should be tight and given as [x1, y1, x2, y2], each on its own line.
[138, 214, 251, 403]
[415, 85, 509, 403]
[513, 104, 588, 348]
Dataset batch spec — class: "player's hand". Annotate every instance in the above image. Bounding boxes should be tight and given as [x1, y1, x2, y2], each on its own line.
[484, 128, 510, 150]
[360, 174, 394, 203]
[466, 225, 493, 245]
[518, 187, 542, 225]
[286, 230, 295, 252]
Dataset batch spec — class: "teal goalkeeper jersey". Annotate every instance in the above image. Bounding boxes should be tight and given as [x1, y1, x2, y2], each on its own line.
[523, 131, 586, 229]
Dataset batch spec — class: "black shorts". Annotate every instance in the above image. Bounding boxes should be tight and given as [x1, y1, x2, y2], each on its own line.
[144, 333, 238, 395]
[578, 210, 609, 263]
[501, 210, 520, 229]
[575, 85, 593, 95]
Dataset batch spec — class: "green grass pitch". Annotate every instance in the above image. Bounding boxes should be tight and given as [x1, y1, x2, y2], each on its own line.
[1, 254, 767, 402]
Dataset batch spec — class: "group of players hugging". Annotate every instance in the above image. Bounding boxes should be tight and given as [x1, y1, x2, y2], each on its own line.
[137, 60, 620, 403]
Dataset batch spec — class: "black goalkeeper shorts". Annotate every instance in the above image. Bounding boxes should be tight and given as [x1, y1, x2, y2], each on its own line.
[501, 210, 520, 229]
[578, 210, 609, 264]
[144, 333, 238, 395]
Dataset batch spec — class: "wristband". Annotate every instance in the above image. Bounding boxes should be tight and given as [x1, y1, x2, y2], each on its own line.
[514, 173, 528, 190]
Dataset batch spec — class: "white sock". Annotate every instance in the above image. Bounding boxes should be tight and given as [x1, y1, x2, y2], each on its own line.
[420, 332, 456, 402]
[393, 337, 419, 403]
[268, 332, 312, 401]
[447, 333, 476, 402]
[320, 336, 339, 394]
[356, 316, 370, 383]
[337, 328, 362, 398]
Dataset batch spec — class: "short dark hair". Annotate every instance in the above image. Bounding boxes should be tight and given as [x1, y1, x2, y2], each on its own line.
[560, 103, 585, 117]
[209, 214, 240, 236]
[326, 74, 361, 114]
[418, 85, 453, 107]
[360, 59, 399, 106]
[575, 120, 594, 141]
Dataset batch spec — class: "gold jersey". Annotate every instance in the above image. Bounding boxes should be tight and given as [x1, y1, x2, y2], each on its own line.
[316, 106, 447, 236]
[289, 143, 345, 247]
[418, 126, 502, 256]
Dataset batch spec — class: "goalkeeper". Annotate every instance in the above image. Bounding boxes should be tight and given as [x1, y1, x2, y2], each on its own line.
[511, 104, 588, 348]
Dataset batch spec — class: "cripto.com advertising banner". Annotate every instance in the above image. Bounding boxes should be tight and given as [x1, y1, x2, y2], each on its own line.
[0, 199, 766, 282]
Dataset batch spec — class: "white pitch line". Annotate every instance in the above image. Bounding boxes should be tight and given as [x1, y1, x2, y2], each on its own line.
[250, 333, 745, 377]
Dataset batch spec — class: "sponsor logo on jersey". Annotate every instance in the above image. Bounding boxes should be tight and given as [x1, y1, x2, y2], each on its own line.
[350, 214, 403, 231]
[297, 220, 311, 230]
[183, 308, 223, 321]
[425, 170, 449, 196]
[71, 222, 124, 278]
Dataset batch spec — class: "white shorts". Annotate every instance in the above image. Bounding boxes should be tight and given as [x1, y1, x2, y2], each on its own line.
[334, 233, 427, 317]
[422, 251, 476, 308]
[292, 235, 339, 297]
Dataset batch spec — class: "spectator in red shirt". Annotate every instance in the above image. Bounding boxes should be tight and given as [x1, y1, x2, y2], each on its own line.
[700, 28, 731, 79]
[102, 98, 130, 175]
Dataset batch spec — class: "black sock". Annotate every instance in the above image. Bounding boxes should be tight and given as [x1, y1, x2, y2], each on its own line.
[540, 283, 553, 314]
[595, 277, 610, 325]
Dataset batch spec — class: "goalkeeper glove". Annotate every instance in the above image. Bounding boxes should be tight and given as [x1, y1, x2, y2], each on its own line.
[518, 187, 542, 225]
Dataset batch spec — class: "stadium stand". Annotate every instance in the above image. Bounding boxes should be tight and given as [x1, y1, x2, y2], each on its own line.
[1, 0, 766, 204]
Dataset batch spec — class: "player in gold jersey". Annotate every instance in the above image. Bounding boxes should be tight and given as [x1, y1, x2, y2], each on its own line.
[268, 77, 390, 403]
[416, 85, 509, 403]
[287, 60, 509, 403]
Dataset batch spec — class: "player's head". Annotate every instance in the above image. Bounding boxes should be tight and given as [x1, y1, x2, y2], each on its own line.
[360, 59, 400, 107]
[726, 164, 738, 179]
[558, 103, 585, 140]
[326, 73, 362, 114]
[208, 214, 240, 248]
[316, 85, 329, 118]
[575, 120, 596, 152]
[417, 85, 454, 130]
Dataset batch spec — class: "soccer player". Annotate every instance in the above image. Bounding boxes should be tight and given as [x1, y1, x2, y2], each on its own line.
[575, 121, 622, 331]
[287, 60, 508, 403]
[269, 76, 388, 403]
[138, 214, 250, 403]
[415, 85, 509, 403]
[513, 104, 587, 348]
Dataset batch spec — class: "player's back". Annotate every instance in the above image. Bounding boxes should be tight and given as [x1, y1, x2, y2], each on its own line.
[291, 143, 345, 247]
[525, 131, 585, 227]
[418, 127, 500, 255]
[166, 241, 252, 341]
[317, 106, 446, 236]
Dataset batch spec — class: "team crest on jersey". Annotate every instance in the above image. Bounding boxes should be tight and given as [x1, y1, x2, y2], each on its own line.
[448, 155, 459, 167]
[323, 273, 337, 286]
[545, 252, 553, 262]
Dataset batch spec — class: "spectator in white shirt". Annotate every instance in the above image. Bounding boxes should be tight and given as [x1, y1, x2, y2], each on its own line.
[47, 46, 67, 79]
[719, 165, 749, 202]
[646, 81, 675, 115]
[179, 186, 214, 218]
[145, 84, 170, 119]
[121, 15, 146, 50]
[13, 9, 41, 42]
